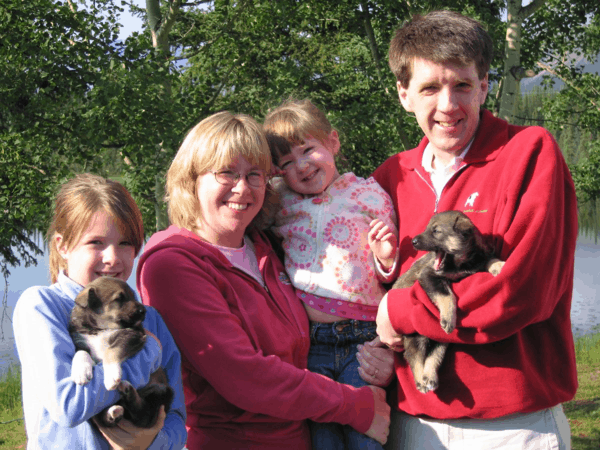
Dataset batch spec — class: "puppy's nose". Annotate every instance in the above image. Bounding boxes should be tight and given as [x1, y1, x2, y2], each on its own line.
[412, 237, 419, 247]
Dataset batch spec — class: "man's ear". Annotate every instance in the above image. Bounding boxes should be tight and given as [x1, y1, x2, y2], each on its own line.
[479, 74, 489, 105]
[327, 130, 341, 155]
[397, 80, 413, 112]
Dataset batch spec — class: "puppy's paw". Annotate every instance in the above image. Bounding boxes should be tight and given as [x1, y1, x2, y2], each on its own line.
[440, 315, 456, 334]
[104, 405, 125, 424]
[71, 350, 94, 385]
[487, 259, 505, 277]
[416, 375, 438, 394]
[103, 363, 122, 391]
[117, 380, 134, 397]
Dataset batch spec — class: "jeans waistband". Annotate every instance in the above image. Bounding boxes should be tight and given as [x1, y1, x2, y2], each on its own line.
[309, 319, 377, 344]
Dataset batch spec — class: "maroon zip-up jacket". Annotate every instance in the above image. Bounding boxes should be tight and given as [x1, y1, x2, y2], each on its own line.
[137, 226, 374, 449]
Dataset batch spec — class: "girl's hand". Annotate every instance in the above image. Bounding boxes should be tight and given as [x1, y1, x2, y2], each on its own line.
[94, 406, 166, 450]
[357, 336, 396, 387]
[364, 386, 391, 445]
[368, 219, 398, 270]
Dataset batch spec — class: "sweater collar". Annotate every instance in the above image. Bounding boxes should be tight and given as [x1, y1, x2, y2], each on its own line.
[142, 225, 273, 267]
[57, 271, 84, 300]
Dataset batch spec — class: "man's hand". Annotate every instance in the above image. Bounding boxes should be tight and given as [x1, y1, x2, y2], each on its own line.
[368, 219, 397, 270]
[94, 406, 166, 450]
[357, 336, 396, 387]
[376, 293, 404, 351]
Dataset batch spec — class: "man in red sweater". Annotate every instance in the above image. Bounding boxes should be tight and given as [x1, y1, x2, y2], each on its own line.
[374, 10, 577, 449]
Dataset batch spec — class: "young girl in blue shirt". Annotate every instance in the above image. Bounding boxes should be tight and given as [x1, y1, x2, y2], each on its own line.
[13, 173, 186, 449]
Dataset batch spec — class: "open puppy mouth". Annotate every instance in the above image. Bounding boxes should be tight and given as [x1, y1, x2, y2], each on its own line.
[433, 251, 447, 271]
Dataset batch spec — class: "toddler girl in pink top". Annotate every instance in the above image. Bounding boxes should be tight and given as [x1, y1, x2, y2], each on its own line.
[264, 99, 398, 450]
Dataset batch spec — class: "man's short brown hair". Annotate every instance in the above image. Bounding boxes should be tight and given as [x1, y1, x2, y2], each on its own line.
[389, 10, 493, 88]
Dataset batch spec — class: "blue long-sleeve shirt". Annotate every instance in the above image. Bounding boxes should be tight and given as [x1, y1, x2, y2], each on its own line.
[13, 272, 187, 449]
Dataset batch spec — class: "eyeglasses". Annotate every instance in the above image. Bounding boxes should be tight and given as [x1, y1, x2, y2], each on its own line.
[210, 169, 269, 187]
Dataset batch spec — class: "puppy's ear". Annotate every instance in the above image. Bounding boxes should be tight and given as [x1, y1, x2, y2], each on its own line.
[453, 215, 470, 234]
[85, 287, 103, 311]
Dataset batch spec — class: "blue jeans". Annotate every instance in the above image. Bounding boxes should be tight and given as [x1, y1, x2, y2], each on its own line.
[307, 320, 384, 450]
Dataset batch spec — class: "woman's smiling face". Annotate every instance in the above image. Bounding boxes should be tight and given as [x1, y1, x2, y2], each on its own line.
[195, 155, 266, 248]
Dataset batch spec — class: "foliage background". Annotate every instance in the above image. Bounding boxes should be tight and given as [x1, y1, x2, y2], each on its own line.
[1, 0, 599, 277]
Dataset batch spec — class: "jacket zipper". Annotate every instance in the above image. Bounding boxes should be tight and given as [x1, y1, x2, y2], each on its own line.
[415, 165, 469, 213]
[415, 170, 440, 212]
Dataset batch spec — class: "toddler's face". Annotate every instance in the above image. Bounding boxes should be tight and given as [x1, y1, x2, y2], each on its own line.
[56, 210, 135, 287]
[277, 132, 340, 195]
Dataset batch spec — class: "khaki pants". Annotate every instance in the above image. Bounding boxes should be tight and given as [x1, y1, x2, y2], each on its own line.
[385, 405, 570, 450]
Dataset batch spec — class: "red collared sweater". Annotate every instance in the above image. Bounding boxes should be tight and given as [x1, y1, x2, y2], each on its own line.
[373, 109, 578, 419]
[137, 226, 374, 449]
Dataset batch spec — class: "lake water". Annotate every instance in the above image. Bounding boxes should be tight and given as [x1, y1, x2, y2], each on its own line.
[1, 234, 599, 376]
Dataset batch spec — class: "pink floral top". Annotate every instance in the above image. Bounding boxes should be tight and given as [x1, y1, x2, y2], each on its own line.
[272, 173, 397, 313]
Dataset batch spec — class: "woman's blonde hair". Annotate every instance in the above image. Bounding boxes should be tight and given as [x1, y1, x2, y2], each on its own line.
[47, 173, 144, 283]
[166, 111, 275, 232]
[263, 98, 333, 165]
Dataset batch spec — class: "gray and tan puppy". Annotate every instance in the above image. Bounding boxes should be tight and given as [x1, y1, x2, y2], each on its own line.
[392, 211, 504, 394]
[69, 277, 173, 428]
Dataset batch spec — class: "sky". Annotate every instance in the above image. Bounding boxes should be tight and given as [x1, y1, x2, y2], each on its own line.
[116, 0, 145, 40]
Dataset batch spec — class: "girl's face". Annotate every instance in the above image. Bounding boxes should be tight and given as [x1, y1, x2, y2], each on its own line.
[277, 131, 340, 195]
[195, 155, 266, 248]
[56, 210, 136, 287]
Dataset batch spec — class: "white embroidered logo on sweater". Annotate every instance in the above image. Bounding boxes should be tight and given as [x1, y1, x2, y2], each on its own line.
[465, 192, 479, 207]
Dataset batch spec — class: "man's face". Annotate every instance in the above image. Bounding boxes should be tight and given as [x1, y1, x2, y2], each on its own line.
[397, 58, 488, 159]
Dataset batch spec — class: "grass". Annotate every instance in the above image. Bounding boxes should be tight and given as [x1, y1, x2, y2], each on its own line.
[565, 330, 600, 450]
[0, 332, 599, 449]
[0, 365, 25, 449]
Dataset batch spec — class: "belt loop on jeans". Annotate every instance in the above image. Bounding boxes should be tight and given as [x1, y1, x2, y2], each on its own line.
[309, 321, 321, 339]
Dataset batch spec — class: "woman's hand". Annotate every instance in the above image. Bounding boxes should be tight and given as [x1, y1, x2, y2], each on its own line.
[364, 386, 391, 445]
[376, 293, 404, 351]
[94, 406, 166, 450]
[357, 336, 396, 387]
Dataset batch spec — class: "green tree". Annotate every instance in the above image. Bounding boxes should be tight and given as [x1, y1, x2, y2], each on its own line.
[496, 0, 599, 123]
[5, 0, 600, 274]
[0, 0, 123, 276]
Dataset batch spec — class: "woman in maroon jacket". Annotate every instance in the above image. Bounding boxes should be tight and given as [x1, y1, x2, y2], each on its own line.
[137, 111, 392, 449]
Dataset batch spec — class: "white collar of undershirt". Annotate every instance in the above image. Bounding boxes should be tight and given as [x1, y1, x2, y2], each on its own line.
[422, 140, 472, 175]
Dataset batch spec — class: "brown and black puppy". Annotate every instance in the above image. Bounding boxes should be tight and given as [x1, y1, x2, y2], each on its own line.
[69, 277, 173, 428]
[392, 210, 504, 394]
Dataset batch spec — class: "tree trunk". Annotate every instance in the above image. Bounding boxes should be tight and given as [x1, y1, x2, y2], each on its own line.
[146, 0, 182, 231]
[498, 0, 546, 123]
[360, 1, 411, 150]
